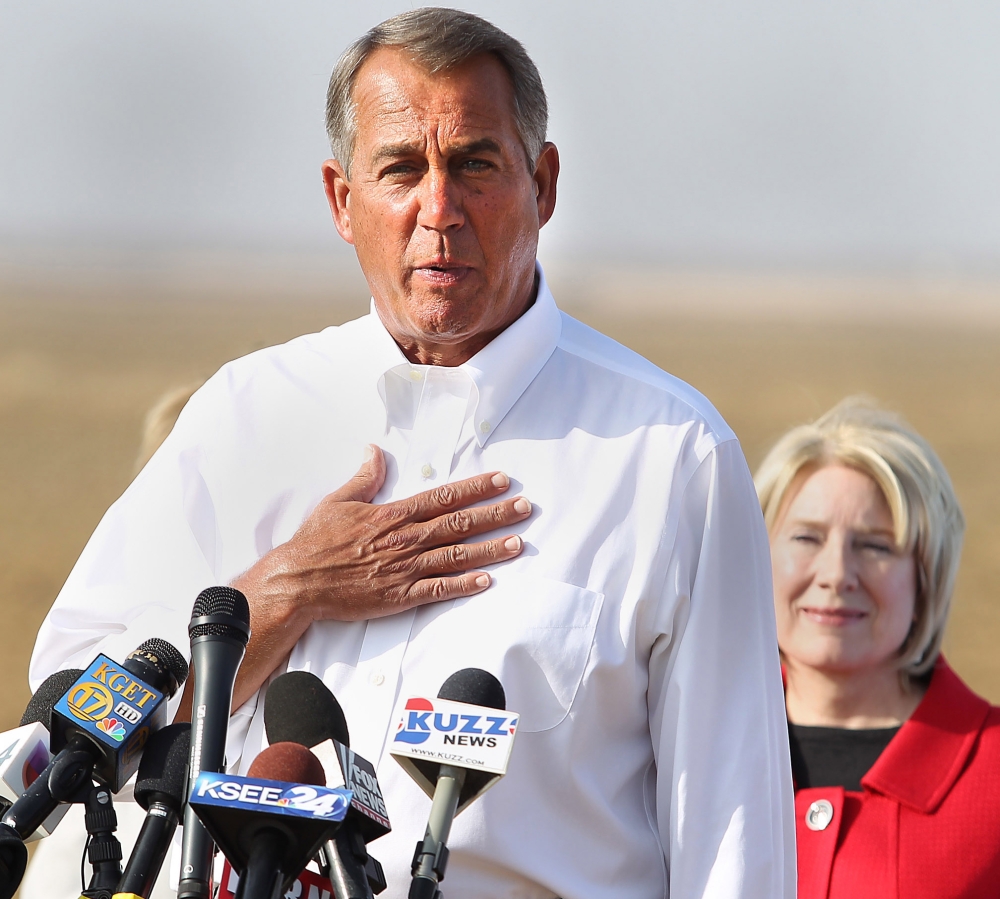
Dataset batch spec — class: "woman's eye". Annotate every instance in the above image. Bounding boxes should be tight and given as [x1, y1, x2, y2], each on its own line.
[791, 533, 820, 545]
[860, 540, 893, 554]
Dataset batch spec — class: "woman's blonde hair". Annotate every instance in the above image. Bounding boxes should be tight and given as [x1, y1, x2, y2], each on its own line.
[754, 397, 965, 679]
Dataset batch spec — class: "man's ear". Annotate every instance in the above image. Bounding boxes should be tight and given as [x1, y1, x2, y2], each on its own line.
[322, 159, 354, 245]
[533, 142, 560, 229]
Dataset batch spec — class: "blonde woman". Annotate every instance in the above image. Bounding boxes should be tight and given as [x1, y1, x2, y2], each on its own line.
[756, 398, 1000, 898]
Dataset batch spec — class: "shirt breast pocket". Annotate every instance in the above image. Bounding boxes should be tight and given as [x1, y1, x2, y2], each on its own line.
[402, 574, 605, 733]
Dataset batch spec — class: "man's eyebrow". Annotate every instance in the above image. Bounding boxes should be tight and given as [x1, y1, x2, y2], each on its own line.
[369, 137, 504, 166]
[452, 137, 503, 156]
[370, 142, 422, 166]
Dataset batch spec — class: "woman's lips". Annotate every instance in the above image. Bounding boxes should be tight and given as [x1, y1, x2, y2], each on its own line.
[800, 606, 868, 626]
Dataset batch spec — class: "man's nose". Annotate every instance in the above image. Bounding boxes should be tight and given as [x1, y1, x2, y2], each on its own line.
[815, 535, 859, 594]
[416, 169, 465, 232]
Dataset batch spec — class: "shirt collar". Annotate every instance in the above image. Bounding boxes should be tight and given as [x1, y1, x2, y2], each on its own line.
[370, 262, 562, 446]
[861, 656, 991, 813]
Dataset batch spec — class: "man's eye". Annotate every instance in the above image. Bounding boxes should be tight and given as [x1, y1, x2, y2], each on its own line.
[459, 158, 493, 172]
[382, 163, 419, 178]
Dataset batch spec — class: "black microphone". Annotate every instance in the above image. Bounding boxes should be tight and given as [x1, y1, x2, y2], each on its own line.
[115, 722, 191, 899]
[19, 669, 87, 728]
[0, 669, 83, 828]
[0, 643, 187, 899]
[264, 671, 389, 899]
[2, 640, 187, 839]
[264, 671, 391, 899]
[407, 669, 506, 899]
[178, 586, 251, 899]
[0, 671, 82, 899]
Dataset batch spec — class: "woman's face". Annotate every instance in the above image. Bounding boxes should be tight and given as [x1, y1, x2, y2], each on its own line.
[771, 464, 918, 678]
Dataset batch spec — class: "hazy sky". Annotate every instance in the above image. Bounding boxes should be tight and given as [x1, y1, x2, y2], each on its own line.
[2, 1, 999, 270]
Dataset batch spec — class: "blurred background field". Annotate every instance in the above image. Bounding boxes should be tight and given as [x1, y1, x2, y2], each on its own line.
[2, 262, 999, 728]
[4, 0, 1000, 729]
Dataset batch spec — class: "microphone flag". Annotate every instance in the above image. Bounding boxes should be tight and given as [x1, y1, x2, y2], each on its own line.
[0, 723, 68, 840]
[187, 771, 352, 878]
[389, 696, 519, 814]
[49, 653, 169, 792]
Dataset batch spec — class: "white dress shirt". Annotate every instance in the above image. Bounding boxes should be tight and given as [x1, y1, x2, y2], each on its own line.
[30, 266, 795, 898]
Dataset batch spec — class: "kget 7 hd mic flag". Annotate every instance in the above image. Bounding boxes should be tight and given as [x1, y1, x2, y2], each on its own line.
[188, 742, 351, 899]
[178, 586, 251, 899]
[390, 669, 518, 899]
[264, 670, 390, 899]
[0, 641, 187, 899]
[3, 641, 187, 832]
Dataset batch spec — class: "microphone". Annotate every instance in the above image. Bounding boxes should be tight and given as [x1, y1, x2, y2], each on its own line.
[390, 669, 518, 899]
[114, 723, 191, 899]
[178, 586, 251, 899]
[0, 671, 83, 899]
[264, 671, 390, 899]
[188, 742, 351, 899]
[0, 644, 187, 899]
[0, 669, 82, 838]
[2, 639, 187, 839]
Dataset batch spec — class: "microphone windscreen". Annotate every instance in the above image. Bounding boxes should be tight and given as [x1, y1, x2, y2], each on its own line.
[189, 586, 251, 644]
[247, 742, 326, 786]
[134, 723, 191, 811]
[264, 671, 350, 748]
[19, 669, 84, 727]
[437, 668, 506, 710]
[125, 639, 189, 698]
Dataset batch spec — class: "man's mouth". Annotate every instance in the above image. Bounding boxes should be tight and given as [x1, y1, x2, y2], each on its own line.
[413, 260, 472, 280]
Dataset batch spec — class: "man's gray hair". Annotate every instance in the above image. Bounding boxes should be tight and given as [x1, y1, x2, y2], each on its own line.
[326, 8, 548, 176]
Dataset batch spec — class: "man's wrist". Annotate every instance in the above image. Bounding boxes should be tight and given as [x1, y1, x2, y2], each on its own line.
[231, 543, 317, 637]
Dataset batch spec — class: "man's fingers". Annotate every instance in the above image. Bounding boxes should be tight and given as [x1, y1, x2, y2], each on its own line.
[417, 496, 532, 545]
[387, 471, 512, 522]
[327, 445, 387, 504]
[404, 570, 494, 605]
[414, 534, 524, 575]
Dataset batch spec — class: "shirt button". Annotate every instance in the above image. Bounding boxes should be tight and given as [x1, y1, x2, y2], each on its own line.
[369, 671, 385, 687]
[805, 799, 834, 831]
[420, 463, 434, 479]
[409, 370, 423, 382]
[479, 420, 491, 434]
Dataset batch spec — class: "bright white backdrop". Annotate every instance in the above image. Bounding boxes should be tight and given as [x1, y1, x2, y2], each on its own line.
[2, 1, 999, 271]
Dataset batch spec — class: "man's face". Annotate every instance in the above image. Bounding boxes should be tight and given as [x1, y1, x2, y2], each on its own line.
[322, 47, 559, 366]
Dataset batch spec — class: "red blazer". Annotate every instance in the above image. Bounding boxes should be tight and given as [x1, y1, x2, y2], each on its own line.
[795, 658, 1000, 898]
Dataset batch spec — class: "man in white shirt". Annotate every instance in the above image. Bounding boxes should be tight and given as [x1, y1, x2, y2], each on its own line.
[29, 8, 794, 897]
